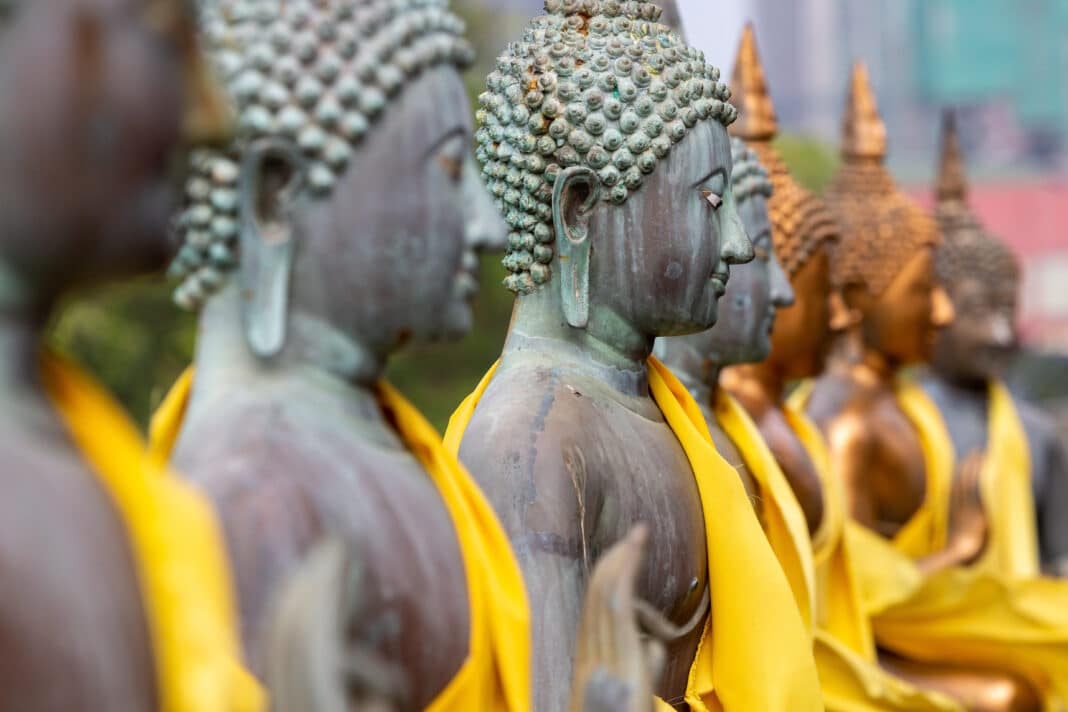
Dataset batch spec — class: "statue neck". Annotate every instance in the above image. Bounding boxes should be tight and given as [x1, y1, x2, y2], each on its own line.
[653, 335, 716, 407]
[504, 289, 654, 398]
[0, 308, 43, 394]
[721, 361, 783, 415]
[186, 281, 387, 427]
[852, 343, 897, 388]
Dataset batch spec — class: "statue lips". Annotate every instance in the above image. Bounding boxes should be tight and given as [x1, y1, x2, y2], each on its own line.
[710, 269, 730, 297]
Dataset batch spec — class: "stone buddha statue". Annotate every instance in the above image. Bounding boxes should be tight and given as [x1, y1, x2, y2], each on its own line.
[153, 2, 537, 710]
[804, 64, 1061, 712]
[446, 2, 823, 710]
[919, 112, 1068, 578]
[0, 1, 259, 710]
[654, 137, 794, 510]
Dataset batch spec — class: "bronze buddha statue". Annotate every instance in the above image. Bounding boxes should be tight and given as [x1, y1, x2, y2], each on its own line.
[718, 25, 840, 537]
[447, 1, 822, 710]
[154, 1, 539, 709]
[804, 63, 1053, 712]
[919, 111, 1068, 578]
[0, 0, 256, 709]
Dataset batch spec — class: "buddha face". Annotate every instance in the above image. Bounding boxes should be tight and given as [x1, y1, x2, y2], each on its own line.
[768, 249, 832, 380]
[0, 0, 208, 294]
[854, 248, 955, 365]
[933, 276, 1018, 382]
[438, 157, 509, 339]
[704, 192, 794, 365]
[288, 65, 471, 355]
[585, 119, 751, 337]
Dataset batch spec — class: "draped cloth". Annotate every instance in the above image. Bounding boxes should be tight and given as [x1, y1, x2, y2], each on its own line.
[152, 368, 532, 712]
[447, 357, 822, 712]
[716, 391, 958, 712]
[791, 378, 1068, 710]
[41, 352, 263, 712]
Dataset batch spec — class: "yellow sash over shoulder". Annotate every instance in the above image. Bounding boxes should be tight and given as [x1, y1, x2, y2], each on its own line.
[448, 358, 822, 712]
[41, 352, 263, 712]
[719, 391, 958, 712]
[152, 368, 531, 712]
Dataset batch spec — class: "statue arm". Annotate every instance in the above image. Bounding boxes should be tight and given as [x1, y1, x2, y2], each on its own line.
[826, 416, 879, 529]
[1038, 434, 1068, 577]
[189, 458, 325, 671]
[458, 421, 594, 712]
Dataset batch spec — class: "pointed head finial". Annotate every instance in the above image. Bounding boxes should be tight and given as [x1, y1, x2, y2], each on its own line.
[841, 62, 886, 160]
[729, 23, 777, 142]
[936, 110, 968, 204]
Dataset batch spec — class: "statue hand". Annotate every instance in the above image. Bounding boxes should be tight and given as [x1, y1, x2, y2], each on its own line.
[946, 449, 989, 565]
[569, 524, 666, 712]
[265, 539, 406, 712]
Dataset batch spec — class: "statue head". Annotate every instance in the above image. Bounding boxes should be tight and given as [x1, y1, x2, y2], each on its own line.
[729, 24, 840, 380]
[169, 0, 477, 361]
[0, 0, 228, 310]
[476, 0, 750, 339]
[823, 63, 954, 367]
[931, 111, 1020, 383]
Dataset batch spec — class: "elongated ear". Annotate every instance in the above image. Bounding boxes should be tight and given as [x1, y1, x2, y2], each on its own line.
[828, 287, 862, 331]
[552, 166, 602, 329]
[238, 138, 306, 359]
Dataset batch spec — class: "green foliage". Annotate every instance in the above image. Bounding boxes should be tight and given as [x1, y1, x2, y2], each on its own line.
[774, 133, 839, 194]
[48, 277, 196, 427]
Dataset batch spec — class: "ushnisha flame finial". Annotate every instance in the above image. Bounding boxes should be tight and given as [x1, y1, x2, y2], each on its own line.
[841, 62, 886, 161]
[729, 23, 777, 143]
[727, 24, 838, 279]
[936, 110, 968, 205]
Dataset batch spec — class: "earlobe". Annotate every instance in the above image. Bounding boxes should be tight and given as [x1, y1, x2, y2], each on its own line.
[238, 138, 307, 359]
[828, 289, 861, 331]
[552, 166, 602, 329]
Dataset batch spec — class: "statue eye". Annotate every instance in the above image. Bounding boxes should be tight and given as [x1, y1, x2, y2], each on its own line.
[701, 189, 723, 210]
[753, 246, 770, 261]
[437, 153, 463, 181]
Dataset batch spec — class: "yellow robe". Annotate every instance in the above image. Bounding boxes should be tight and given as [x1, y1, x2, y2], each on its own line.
[791, 378, 1068, 709]
[716, 390, 959, 712]
[41, 352, 262, 712]
[446, 358, 822, 712]
[150, 368, 531, 712]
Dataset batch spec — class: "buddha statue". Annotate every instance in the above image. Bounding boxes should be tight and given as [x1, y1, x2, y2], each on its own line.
[445, 2, 822, 710]
[0, 1, 259, 710]
[919, 112, 1068, 578]
[152, 1, 535, 709]
[803, 63, 1068, 711]
[654, 138, 795, 511]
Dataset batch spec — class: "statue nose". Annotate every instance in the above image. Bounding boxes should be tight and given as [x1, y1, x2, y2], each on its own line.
[931, 286, 955, 327]
[720, 203, 754, 266]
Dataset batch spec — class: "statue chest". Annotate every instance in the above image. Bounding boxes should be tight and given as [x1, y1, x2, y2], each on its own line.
[868, 404, 930, 536]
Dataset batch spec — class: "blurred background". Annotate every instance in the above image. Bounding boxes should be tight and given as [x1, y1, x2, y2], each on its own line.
[50, 0, 1068, 431]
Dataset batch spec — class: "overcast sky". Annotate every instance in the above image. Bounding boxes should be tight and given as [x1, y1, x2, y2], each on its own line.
[677, 0, 749, 71]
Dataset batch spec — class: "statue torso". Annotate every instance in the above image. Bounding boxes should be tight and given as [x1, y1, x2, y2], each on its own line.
[0, 402, 156, 711]
[757, 405, 825, 535]
[809, 374, 927, 539]
[921, 374, 1068, 573]
[173, 376, 469, 711]
[457, 358, 708, 708]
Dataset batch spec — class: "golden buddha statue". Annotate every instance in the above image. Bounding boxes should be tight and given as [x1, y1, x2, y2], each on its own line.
[804, 63, 1068, 710]
[919, 112, 1068, 579]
